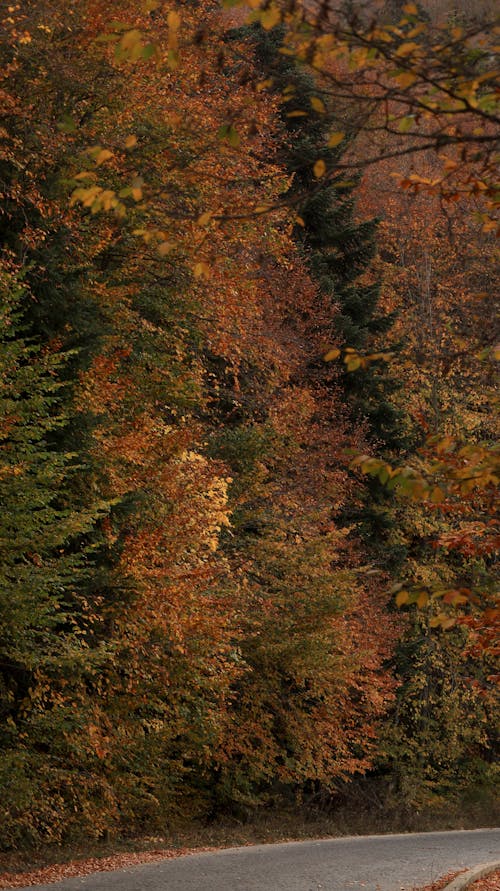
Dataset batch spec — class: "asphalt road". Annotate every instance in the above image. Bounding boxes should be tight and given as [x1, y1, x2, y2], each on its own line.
[17, 828, 500, 891]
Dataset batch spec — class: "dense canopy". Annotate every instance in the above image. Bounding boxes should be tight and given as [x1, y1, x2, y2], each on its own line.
[0, 0, 498, 849]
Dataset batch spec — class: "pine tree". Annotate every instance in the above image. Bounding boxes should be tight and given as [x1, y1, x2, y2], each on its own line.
[0, 266, 116, 847]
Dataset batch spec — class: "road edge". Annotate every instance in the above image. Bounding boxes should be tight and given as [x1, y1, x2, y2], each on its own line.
[441, 861, 500, 891]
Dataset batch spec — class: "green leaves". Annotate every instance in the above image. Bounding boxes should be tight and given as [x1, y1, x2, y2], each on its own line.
[218, 123, 241, 147]
[56, 113, 77, 134]
[97, 24, 158, 63]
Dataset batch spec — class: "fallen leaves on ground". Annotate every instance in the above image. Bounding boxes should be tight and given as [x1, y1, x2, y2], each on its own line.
[0, 847, 216, 888]
[464, 870, 500, 891]
[415, 867, 500, 891]
[414, 870, 465, 891]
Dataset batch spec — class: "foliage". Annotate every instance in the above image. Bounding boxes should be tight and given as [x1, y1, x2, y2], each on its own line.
[0, 266, 117, 847]
[0, 0, 497, 851]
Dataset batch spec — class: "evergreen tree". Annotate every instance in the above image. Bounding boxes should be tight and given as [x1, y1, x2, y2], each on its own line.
[0, 266, 116, 847]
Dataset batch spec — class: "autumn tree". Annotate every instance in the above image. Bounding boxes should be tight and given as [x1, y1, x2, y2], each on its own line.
[240, 0, 499, 221]
[0, 0, 240, 839]
[347, 121, 499, 820]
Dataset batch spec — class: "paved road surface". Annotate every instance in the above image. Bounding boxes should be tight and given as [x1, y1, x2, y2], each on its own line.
[17, 828, 500, 891]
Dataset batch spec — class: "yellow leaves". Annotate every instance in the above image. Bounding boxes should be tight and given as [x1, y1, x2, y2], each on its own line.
[433, 435, 455, 455]
[260, 5, 281, 31]
[95, 149, 114, 166]
[73, 171, 97, 182]
[70, 186, 126, 217]
[393, 585, 471, 617]
[323, 346, 394, 369]
[167, 49, 179, 69]
[165, 6, 180, 25]
[429, 486, 445, 504]
[327, 131, 345, 148]
[132, 227, 175, 254]
[403, 2, 418, 13]
[406, 24, 426, 39]
[373, 27, 395, 45]
[157, 241, 175, 256]
[398, 115, 414, 133]
[197, 211, 214, 227]
[124, 135, 138, 149]
[71, 166, 144, 217]
[193, 261, 211, 279]
[345, 355, 361, 371]
[395, 41, 420, 57]
[310, 96, 325, 113]
[121, 29, 142, 51]
[130, 176, 144, 201]
[70, 186, 99, 208]
[443, 591, 470, 606]
[88, 146, 114, 166]
[165, 10, 181, 66]
[416, 591, 429, 609]
[109, 26, 157, 63]
[167, 10, 181, 41]
[395, 589, 409, 607]
[313, 159, 326, 178]
[323, 347, 341, 362]
[349, 47, 370, 70]
[429, 615, 456, 630]
[346, 347, 393, 371]
[393, 70, 418, 89]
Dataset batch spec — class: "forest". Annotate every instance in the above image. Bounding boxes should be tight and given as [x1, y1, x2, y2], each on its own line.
[0, 0, 498, 852]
